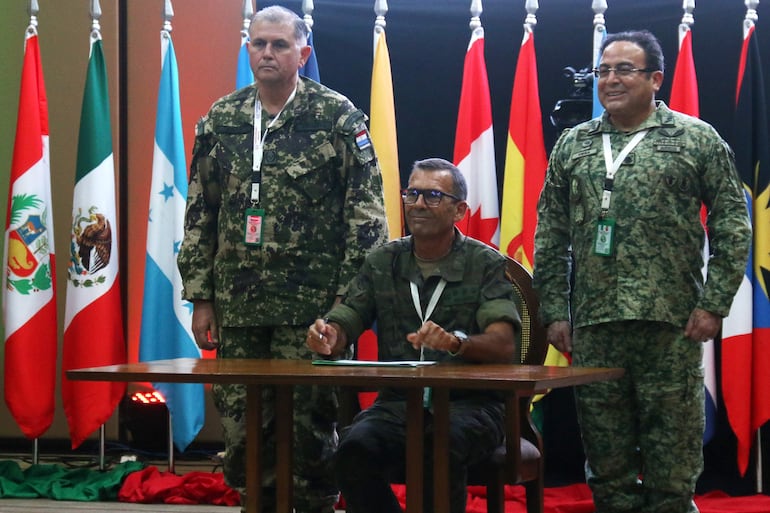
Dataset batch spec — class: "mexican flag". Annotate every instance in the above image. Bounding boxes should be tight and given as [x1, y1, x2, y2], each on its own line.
[62, 34, 126, 449]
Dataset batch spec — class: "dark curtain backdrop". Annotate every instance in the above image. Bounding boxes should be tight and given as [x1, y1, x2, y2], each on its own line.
[266, 0, 769, 189]
[263, 0, 770, 493]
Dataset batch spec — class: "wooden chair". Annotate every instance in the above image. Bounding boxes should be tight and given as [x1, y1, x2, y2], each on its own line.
[464, 256, 548, 513]
[337, 256, 549, 513]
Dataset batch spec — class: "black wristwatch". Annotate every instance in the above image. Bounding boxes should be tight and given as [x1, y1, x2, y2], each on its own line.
[449, 330, 469, 356]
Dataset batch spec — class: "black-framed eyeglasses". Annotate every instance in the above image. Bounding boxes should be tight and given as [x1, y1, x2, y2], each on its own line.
[401, 188, 462, 206]
[592, 65, 656, 79]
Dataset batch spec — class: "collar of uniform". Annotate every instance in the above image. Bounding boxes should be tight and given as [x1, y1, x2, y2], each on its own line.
[397, 228, 468, 285]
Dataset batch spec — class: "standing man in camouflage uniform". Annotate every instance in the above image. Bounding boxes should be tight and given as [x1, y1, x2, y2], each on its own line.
[306, 158, 520, 513]
[533, 30, 750, 513]
[177, 6, 388, 513]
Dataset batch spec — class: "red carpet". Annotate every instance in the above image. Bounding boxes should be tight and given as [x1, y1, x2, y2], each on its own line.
[6, 460, 769, 511]
[386, 483, 770, 513]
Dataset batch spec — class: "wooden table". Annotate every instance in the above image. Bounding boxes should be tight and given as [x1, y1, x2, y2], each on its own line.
[67, 358, 623, 513]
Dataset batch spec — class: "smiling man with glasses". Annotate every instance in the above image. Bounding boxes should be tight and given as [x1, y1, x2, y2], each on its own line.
[534, 30, 750, 513]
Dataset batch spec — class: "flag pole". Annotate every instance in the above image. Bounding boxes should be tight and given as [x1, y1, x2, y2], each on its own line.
[242, 0, 253, 47]
[591, 0, 607, 118]
[743, 0, 763, 494]
[302, 0, 315, 32]
[678, 0, 695, 47]
[88, 0, 110, 473]
[28, 0, 40, 467]
[373, 0, 387, 51]
[161, 0, 177, 474]
[28, 0, 39, 34]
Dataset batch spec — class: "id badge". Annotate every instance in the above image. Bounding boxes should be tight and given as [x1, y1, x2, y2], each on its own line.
[244, 208, 265, 246]
[593, 217, 615, 256]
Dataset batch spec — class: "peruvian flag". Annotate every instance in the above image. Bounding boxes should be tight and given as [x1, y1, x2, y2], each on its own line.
[453, 26, 499, 248]
[3, 30, 57, 440]
[62, 33, 127, 449]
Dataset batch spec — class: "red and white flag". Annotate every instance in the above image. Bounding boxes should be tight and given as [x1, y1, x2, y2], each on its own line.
[3, 30, 58, 440]
[453, 26, 499, 248]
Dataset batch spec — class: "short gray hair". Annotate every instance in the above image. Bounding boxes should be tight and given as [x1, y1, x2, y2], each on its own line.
[251, 5, 309, 45]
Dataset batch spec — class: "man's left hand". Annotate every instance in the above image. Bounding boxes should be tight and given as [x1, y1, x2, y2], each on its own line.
[406, 320, 456, 352]
[684, 308, 721, 343]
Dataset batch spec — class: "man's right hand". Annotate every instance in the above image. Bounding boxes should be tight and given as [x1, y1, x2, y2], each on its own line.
[547, 320, 573, 353]
[192, 300, 220, 351]
[307, 319, 338, 356]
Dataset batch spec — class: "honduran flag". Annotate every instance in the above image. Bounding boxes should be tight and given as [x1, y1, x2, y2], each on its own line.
[722, 23, 770, 476]
[236, 35, 253, 89]
[3, 29, 57, 440]
[62, 33, 126, 449]
[138, 31, 204, 452]
[453, 26, 499, 248]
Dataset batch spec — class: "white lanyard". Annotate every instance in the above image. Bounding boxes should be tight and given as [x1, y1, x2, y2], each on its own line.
[600, 130, 648, 212]
[251, 87, 296, 203]
[410, 278, 447, 362]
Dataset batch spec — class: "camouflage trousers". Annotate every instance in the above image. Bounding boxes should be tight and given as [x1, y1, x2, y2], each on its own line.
[573, 320, 703, 513]
[213, 326, 339, 513]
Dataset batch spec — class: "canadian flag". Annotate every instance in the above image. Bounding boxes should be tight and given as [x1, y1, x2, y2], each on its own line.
[453, 26, 499, 248]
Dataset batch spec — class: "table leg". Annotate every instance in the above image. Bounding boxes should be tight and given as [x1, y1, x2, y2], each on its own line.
[432, 387, 450, 513]
[246, 384, 262, 513]
[275, 386, 294, 513]
[405, 387, 424, 513]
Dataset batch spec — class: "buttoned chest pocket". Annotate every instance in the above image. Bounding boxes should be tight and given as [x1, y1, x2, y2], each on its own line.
[211, 129, 254, 209]
[282, 140, 339, 203]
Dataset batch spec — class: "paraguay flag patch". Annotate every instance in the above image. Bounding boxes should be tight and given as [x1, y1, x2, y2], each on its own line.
[355, 130, 372, 150]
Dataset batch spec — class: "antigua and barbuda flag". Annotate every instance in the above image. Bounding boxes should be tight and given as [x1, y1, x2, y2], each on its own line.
[722, 23, 770, 476]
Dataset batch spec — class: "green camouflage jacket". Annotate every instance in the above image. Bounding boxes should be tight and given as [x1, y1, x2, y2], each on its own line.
[534, 101, 751, 329]
[178, 77, 388, 326]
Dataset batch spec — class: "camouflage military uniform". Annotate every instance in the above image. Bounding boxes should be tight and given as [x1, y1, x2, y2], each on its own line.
[533, 102, 751, 513]
[178, 77, 388, 513]
[328, 232, 521, 513]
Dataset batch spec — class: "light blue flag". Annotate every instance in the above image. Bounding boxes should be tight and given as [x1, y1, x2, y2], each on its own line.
[299, 31, 320, 82]
[139, 32, 204, 452]
[592, 27, 606, 118]
[236, 39, 254, 89]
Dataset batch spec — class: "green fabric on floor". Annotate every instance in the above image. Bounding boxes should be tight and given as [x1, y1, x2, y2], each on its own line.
[0, 460, 145, 501]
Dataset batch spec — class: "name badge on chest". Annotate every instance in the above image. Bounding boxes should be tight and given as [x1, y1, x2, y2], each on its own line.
[244, 207, 265, 246]
[594, 217, 615, 256]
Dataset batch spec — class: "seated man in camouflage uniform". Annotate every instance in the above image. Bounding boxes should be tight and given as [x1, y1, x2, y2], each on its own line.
[306, 158, 520, 513]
